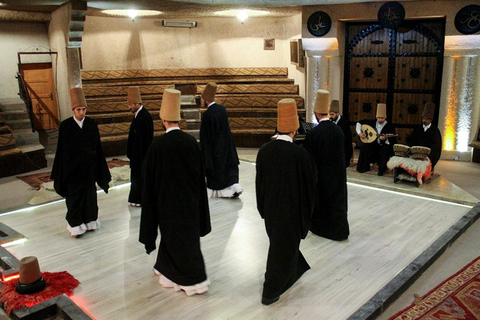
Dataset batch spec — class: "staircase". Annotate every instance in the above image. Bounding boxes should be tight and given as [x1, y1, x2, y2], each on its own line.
[181, 95, 201, 141]
[0, 97, 47, 178]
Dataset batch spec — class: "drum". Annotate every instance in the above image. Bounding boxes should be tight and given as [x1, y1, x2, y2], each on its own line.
[393, 144, 410, 157]
[411, 146, 431, 160]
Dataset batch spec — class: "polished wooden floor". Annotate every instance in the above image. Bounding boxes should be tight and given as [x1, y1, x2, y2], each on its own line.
[0, 160, 474, 320]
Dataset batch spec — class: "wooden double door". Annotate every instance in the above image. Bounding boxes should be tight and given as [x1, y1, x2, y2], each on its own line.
[343, 19, 445, 145]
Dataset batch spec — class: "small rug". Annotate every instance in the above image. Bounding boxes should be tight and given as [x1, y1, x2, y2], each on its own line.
[389, 256, 480, 319]
[17, 158, 130, 190]
[27, 165, 131, 205]
[0, 271, 80, 314]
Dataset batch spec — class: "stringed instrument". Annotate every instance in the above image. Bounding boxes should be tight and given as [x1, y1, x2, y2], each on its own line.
[360, 124, 398, 143]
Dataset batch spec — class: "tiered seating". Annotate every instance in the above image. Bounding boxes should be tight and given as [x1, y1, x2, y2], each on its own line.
[216, 95, 305, 146]
[81, 67, 304, 152]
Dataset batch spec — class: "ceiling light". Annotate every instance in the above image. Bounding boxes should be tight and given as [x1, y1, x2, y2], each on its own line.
[128, 9, 138, 20]
[214, 9, 270, 18]
[237, 10, 248, 23]
[102, 9, 162, 18]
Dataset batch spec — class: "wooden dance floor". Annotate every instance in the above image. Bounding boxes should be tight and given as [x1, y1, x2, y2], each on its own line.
[0, 160, 477, 319]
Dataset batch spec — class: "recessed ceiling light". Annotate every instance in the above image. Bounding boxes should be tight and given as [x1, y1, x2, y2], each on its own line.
[102, 9, 162, 18]
[237, 10, 248, 23]
[214, 9, 270, 18]
[0, 2, 6, 6]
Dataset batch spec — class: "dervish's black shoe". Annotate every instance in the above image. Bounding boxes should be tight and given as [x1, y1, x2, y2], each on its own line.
[261, 296, 279, 305]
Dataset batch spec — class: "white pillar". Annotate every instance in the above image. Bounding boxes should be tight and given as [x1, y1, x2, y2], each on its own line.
[67, 47, 82, 89]
[441, 54, 480, 160]
[305, 52, 342, 123]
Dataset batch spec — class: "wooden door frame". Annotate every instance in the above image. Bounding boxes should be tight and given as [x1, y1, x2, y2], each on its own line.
[17, 51, 59, 131]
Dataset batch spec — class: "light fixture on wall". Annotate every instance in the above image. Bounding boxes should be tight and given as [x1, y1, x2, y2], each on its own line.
[162, 20, 197, 28]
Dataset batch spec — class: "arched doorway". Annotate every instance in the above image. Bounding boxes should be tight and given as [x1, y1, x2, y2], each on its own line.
[343, 19, 445, 145]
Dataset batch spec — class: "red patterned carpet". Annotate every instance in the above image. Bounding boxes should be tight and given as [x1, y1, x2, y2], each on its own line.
[17, 158, 129, 189]
[390, 256, 480, 320]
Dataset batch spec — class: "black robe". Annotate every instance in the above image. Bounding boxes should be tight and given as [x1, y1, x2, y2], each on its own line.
[256, 139, 317, 300]
[127, 107, 153, 204]
[335, 115, 353, 168]
[199, 102, 240, 190]
[356, 119, 397, 174]
[139, 129, 211, 286]
[406, 125, 442, 168]
[51, 116, 111, 228]
[304, 120, 350, 241]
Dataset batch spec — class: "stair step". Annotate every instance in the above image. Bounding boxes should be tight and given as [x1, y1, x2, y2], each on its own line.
[13, 131, 40, 146]
[7, 119, 31, 130]
[11, 128, 32, 135]
[183, 109, 201, 120]
[186, 119, 201, 130]
[18, 143, 45, 153]
[1, 110, 30, 121]
[0, 98, 27, 111]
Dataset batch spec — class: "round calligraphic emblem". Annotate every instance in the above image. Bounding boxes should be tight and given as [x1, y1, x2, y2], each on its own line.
[377, 1, 405, 29]
[307, 11, 332, 37]
[455, 5, 480, 35]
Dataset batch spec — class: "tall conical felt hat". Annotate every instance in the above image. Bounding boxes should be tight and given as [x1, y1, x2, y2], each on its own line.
[277, 98, 299, 133]
[160, 89, 181, 121]
[15, 256, 47, 294]
[201, 82, 217, 102]
[376, 103, 387, 118]
[127, 86, 142, 104]
[422, 102, 435, 119]
[313, 90, 330, 114]
[329, 100, 340, 113]
[70, 87, 87, 110]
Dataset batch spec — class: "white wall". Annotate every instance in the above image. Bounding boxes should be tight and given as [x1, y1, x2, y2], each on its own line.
[83, 15, 300, 69]
[0, 21, 50, 99]
[81, 14, 305, 101]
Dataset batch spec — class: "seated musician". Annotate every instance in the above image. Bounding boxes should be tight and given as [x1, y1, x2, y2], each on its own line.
[406, 102, 442, 172]
[356, 103, 397, 176]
